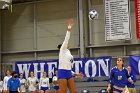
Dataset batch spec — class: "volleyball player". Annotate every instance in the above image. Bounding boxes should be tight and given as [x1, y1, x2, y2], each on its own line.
[107, 57, 130, 93]
[0, 75, 3, 93]
[39, 72, 50, 93]
[3, 70, 11, 93]
[52, 70, 59, 93]
[19, 73, 26, 93]
[127, 66, 136, 93]
[58, 18, 83, 93]
[27, 71, 38, 93]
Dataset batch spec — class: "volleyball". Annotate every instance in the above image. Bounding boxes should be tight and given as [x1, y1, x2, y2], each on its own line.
[53, 77, 57, 81]
[88, 10, 98, 20]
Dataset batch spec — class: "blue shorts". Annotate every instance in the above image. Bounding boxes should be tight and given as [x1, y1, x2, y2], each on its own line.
[54, 86, 59, 90]
[40, 87, 48, 91]
[113, 87, 122, 93]
[58, 69, 73, 80]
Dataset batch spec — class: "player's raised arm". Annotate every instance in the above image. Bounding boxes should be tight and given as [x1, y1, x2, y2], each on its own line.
[60, 18, 74, 50]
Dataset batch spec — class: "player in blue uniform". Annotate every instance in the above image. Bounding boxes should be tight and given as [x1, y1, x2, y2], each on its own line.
[52, 70, 59, 93]
[107, 57, 130, 93]
[127, 66, 136, 93]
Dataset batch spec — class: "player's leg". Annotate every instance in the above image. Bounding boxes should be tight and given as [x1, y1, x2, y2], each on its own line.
[67, 77, 77, 93]
[58, 79, 67, 93]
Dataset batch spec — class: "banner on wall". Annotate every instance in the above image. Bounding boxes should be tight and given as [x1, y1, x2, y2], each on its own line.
[129, 56, 140, 75]
[134, 0, 140, 39]
[15, 57, 112, 79]
[105, 0, 131, 41]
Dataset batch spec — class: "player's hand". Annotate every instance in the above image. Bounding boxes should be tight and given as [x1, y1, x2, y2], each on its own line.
[77, 72, 83, 79]
[107, 86, 111, 92]
[68, 18, 74, 31]
[128, 79, 134, 84]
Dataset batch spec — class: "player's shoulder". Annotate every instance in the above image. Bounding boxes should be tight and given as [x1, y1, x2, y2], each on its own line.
[111, 66, 117, 71]
[122, 67, 128, 71]
[34, 77, 38, 80]
[4, 76, 7, 78]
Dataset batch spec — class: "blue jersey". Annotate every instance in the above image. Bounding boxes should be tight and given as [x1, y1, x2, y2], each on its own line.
[108, 66, 129, 88]
[127, 72, 136, 88]
[7, 77, 21, 91]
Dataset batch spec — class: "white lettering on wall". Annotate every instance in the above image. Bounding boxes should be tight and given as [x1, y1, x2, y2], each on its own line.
[85, 60, 96, 77]
[33, 63, 45, 78]
[47, 62, 57, 78]
[98, 59, 109, 76]
[17, 64, 31, 79]
[73, 61, 83, 74]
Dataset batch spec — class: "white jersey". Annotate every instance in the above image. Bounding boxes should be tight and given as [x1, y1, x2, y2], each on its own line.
[52, 76, 58, 86]
[59, 31, 73, 70]
[27, 77, 38, 91]
[0, 81, 3, 92]
[3, 76, 12, 90]
[19, 79, 26, 92]
[39, 77, 50, 88]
